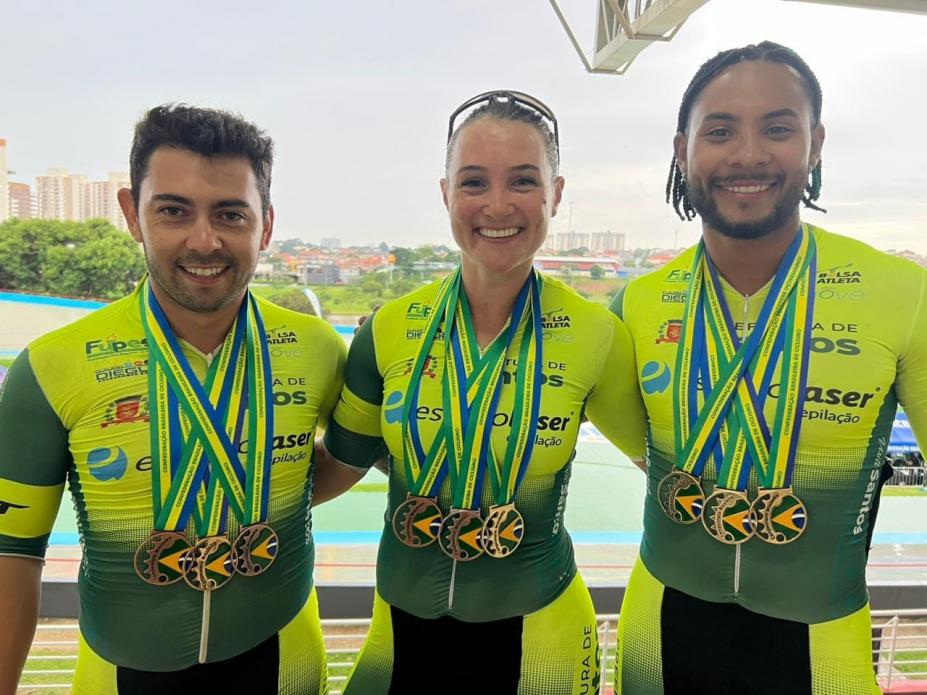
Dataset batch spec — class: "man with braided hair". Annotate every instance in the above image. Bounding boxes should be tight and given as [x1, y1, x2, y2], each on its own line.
[610, 41, 927, 694]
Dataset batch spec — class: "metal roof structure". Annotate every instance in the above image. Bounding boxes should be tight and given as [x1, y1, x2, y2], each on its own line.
[549, 0, 927, 75]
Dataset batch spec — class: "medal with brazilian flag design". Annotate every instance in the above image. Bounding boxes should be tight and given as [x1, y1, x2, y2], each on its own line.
[436, 269, 540, 561]
[394, 268, 542, 561]
[664, 227, 816, 545]
[480, 272, 542, 559]
[133, 280, 276, 589]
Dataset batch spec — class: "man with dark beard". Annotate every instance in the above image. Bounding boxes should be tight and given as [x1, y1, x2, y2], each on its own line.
[0, 105, 344, 693]
[610, 42, 927, 694]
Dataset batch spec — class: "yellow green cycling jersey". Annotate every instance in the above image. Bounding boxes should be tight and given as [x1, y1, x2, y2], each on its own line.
[324, 272, 646, 621]
[610, 224, 927, 624]
[0, 283, 346, 671]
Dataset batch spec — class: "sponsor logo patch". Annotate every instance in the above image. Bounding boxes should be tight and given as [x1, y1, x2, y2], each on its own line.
[100, 396, 150, 428]
[540, 308, 571, 330]
[266, 327, 299, 345]
[94, 360, 148, 383]
[656, 320, 682, 344]
[402, 356, 440, 380]
[664, 269, 692, 284]
[384, 391, 404, 424]
[661, 290, 688, 304]
[640, 361, 672, 395]
[405, 303, 432, 321]
[406, 328, 445, 342]
[817, 263, 862, 285]
[238, 431, 314, 465]
[0, 500, 28, 515]
[87, 447, 129, 481]
[85, 337, 148, 361]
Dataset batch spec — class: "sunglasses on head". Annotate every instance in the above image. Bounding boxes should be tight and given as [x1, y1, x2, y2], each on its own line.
[446, 90, 559, 152]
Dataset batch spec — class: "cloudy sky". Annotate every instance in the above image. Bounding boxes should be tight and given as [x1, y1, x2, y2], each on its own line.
[3, 0, 925, 251]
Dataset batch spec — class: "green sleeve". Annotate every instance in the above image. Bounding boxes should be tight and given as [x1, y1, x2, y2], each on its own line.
[897, 268, 927, 452]
[317, 328, 348, 431]
[323, 317, 388, 468]
[608, 285, 627, 320]
[584, 313, 647, 460]
[0, 349, 70, 558]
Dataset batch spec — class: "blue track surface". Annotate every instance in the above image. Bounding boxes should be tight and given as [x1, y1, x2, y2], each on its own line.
[0, 291, 108, 310]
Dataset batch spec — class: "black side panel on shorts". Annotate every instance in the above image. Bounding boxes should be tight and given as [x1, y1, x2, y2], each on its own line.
[389, 605, 523, 695]
[661, 587, 812, 695]
[116, 633, 280, 694]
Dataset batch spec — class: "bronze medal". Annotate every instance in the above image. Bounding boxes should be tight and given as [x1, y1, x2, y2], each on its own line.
[480, 504, 524, 559]
[391, 494, 443, 548]
[183, 535, 234, 591]
[657, 470, 705, 524]
[750, 488, 807, 545]
[231, 523, 280, 576]
[701, 489, 754, 544]
[134, 531, 192, 586]
[437, 509, 484, 562]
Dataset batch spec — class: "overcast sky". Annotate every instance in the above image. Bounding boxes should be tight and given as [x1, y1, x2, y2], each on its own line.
[3, 0, 925, 251]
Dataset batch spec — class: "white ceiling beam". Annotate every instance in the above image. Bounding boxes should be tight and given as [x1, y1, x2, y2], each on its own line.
[550, 0, 926, 76]
[783, 0, 927, 13]
[592, 0, 709, 73]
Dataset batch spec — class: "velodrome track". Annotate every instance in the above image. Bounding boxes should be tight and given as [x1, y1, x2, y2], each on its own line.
[0, 292, 106, 359]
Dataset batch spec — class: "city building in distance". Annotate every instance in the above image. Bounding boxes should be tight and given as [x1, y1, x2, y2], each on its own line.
[8, 182, 34, 219]
[545, 230, 625, 254]
[0, 139, 8, 224]
[1, 138, 129, 230]
[533, 255, 622, 278]
[36, 168, 129, 231]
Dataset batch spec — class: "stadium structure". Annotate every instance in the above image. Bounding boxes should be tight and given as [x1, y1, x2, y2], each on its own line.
[549, 0, 927, 75]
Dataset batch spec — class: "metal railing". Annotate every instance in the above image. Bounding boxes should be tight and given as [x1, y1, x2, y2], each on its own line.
[19, 611, 927, 693]
[873, 609, 927, 689]
[886, 466, 927, 487]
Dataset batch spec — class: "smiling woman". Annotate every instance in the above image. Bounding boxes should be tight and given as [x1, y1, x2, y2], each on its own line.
[317, 91, 648, 694]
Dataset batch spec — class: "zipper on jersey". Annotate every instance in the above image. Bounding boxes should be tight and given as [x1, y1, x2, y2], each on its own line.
[198, 590, 212, 663]
[198, 351, 215, 663]
[447, 560, 458, 609]
[733, 294, 750, 596]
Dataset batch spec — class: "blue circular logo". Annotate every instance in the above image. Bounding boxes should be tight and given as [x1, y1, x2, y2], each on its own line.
[641, 361, 671, 395]
[87, 447, 128, 481]
[384, 390, 404, 424]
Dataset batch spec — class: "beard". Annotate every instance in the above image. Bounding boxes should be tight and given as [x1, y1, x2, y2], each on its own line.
[686, 177, 805, 240]
[146, 252, 248, 314]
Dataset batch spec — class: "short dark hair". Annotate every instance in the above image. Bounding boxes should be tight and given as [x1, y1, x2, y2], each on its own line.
[446, 96, 560, 177]
[667, 41, 825, 221]
[129, 104, 274, 215]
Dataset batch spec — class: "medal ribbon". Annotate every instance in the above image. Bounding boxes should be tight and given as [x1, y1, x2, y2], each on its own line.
[765, 251, 816, 488]
[400, 272, 458, 497]
[672, 228, 815, 491]
[160, 308, 247, 536]
[702, 233, 816, 491]
[483, 273, 543, 506]
[141, 281, 274, 535]
[443, 273, 533, 510]
[243, 293, 275, 525]
[400, 268, 540, 511]
[701, 249, 790, 490]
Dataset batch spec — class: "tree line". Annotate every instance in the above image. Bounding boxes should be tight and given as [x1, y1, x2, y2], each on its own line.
[0, 219, 146, 300]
